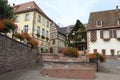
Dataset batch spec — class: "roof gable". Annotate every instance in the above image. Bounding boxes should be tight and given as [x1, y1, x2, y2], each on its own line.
[87, 9, 120, 30]
[14, 1, 52, 21]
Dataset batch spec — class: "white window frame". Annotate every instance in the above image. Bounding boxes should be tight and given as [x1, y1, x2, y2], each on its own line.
[15, 16, 19, 22]
[42, 28, 45, 36]
[25, 14, 29, 21]
[116, 30, 120, 38]
[117, 18, 120, 25]
[46, 31, 48, 37]
[23, 25, 29, 33]
[37, 15, 41, 22]
[103, 30, 110, 39]
[37, 26, 40, 34]
[96, 20, 102, 27]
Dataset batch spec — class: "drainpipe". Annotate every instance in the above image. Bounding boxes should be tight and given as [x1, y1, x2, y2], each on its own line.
[32, 10, 36, 38]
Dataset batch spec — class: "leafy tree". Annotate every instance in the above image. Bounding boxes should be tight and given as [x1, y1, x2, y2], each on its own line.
[0, 0, 14, 19]
[68, 19, 86, 47]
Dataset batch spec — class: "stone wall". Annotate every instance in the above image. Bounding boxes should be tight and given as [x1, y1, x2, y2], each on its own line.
[0, 34, 38, 74]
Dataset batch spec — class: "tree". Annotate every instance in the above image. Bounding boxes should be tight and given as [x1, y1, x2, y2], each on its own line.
[68, 19, 87, 47]
[0, 0, 14, 19]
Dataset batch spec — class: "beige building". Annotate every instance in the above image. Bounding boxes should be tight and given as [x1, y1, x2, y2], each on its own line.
[13, 1, 52, 52]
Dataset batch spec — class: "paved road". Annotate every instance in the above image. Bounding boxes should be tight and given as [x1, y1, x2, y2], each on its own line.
[0, 60, 120, 80]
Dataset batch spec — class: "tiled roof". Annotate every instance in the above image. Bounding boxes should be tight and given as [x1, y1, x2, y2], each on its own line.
[66, 25, 74, 34]
[59, 27, 67, 35]
[53, 23, 66, 36]
[13, 1, 52, 21]
[87, 9, 120, 30]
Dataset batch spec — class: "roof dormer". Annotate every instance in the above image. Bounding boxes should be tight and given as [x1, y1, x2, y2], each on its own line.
[96, 20, 103, 27]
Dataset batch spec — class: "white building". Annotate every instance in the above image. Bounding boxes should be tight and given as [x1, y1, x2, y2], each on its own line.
[87, 7, 120, 55]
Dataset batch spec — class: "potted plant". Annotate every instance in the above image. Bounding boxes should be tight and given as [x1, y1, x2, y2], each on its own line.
[90, 38, 97, 42]
[46, 37, 49, 41]
[41, 35, 45, 39]
[103, 38, 110, 41]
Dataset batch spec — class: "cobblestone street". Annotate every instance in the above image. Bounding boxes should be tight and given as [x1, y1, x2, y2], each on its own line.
[0, 59, 120, 80]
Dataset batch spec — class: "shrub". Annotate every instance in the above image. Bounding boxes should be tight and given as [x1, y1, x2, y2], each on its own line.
[3, 19, 17, 32]
[28, 39, 38, 48]
[88, 53, 105, 62]
[63, 47, 78, 58]
[41, 35, 45, 39]
[98, 54, 105, 62]
[36, 33, 40, 38]
[46, 37, 49, 41]
[0, 19, 4, 32]
[14, 33, 24, 41]
[21, 32, 32, 41]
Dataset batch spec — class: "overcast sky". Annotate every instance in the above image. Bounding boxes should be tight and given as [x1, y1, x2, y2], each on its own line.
[8, 0, 119, 27]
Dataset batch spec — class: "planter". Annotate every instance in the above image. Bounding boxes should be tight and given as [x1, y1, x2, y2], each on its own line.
[90, 38, 97, 42]
[103, 38, 110, 41]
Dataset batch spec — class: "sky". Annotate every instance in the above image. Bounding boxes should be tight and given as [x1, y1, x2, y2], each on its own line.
[8, 0, 120, 27]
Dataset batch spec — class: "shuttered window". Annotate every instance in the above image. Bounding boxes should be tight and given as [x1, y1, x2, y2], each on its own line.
[116, 30, 120, 38]
[93, 49, 97, 53]
[100, 30, 112, 39]
[113, 29, 117, 38]
[103, 30, 109, 39]
[102, 49, 106, 54]
[90, 31, 97, 39]
[100, 30, 103, 39]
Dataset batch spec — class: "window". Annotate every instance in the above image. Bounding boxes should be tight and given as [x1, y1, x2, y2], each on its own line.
[90, 31, 97, 42]
[42, 28, 45, 36]
[110, 49, 115, 56]
[102, 49, 106, 54]
[46, 31, 48, 37]
[116, 30, 120, 38]
[47, 21, 49, 27]
[37, 26, 40, 34]
[117, 18, 120, 25]
[103, 31, 110, 39]
[23, 25, 29, 33]
[15, 16, 19, 22]
[37, 15, 41, 22]
[93, 49, 97, 53]
[25, 14, 29, 21]
[96, 20, 102, 27]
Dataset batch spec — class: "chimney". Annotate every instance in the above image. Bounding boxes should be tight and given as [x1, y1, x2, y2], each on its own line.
[116, 5, 119, 11]
[13, 3, 15, 6]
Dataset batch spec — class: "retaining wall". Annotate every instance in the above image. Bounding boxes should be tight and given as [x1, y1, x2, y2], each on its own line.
[0, 34, 38, 74]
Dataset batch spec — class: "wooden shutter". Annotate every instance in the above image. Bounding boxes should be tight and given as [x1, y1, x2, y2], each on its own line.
[113, 29, 117, 38]
[100, 30, 103, 39]
[109, 30, 112, 38]
[91, 31, 97, 39]
[102, 49, 106, 55]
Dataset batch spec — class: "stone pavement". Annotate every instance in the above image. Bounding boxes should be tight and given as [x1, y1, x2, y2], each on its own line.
[0, 59, 120, 80]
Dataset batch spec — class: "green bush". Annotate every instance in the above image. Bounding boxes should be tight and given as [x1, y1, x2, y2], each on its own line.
[98, 54, 105, 62]
[63, 47, 78, 58]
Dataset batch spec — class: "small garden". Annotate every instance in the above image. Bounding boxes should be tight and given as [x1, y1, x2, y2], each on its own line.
[0, 0, 38, 49]
[61, 47, 106, 63]
[0, 19, 38, 48]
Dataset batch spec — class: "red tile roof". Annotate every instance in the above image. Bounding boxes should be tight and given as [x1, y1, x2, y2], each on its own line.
[14, 1, 52, 21]
[87, 9, 120, 30]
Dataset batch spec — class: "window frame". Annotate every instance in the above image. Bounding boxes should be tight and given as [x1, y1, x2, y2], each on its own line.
[25, 14, 29, 21]
[37, 15, 41, 22]
[116, 29, 120, 38]
[96, 20, 103, 27]
[103, 30, 110, 39]
[15, 16, 19, 22]
[23, 25, 29, 33]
